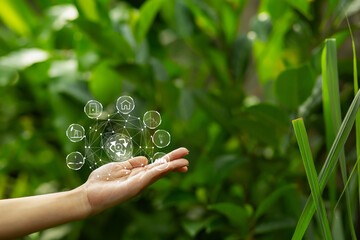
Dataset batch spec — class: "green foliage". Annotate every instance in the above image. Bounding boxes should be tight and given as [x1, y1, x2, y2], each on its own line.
[0, 0, 360, 239]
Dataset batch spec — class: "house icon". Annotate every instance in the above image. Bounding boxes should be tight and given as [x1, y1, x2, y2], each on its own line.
[120, 100, 131, 111]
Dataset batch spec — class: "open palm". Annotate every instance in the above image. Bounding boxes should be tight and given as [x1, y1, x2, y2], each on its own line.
[82, 147, 189, 215]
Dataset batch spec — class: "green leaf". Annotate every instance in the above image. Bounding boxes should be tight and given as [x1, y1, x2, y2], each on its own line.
[221, 3, 238, 44]
[74, 19, 134, 60]
[292, 88, 360, 240]
[347, 18, 360, 237]
[321, 38, 356, 239]
[255, 184, 295, 220]
[174, 0, 194, 38]
[76, 0, 100, 22]
[209, 202, 248, 228]
[274, 63, 316, 109]
[182, 220, 207, 237]
[135, 0, 164, 42]
[184, 0, 219, 38]
[285, 0, 312, 20]
[292, 118, 332, 239]
[231, 35, 252, 81]
[0, 0, 37, 37]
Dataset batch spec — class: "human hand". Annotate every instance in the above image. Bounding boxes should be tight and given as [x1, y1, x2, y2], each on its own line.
[80, 147, 189, 215]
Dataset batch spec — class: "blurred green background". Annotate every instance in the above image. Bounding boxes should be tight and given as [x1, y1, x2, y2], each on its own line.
[1, 0, 360, 239]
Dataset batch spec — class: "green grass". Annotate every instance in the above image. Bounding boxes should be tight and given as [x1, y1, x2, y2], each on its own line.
[292, 39, 360, 239]
[292, 118, 332, 239]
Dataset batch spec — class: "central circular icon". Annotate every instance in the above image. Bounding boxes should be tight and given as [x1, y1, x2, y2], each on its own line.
[104, 133, 133, 161]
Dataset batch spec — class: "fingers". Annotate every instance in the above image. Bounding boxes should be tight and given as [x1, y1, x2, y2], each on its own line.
[165, 147, 189, 162]
[127, 156, 148, 168]
[174, 166, 188, 172]
[144, 158, 189, 182]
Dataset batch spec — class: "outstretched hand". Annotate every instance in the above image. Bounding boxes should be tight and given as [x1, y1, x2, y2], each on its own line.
[81, 147, 189, 215]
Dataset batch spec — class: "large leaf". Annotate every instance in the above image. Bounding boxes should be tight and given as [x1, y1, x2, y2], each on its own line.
[292, 118, 332, 239]
[274, 63, 316, 109]
[209, 202, 248, 229]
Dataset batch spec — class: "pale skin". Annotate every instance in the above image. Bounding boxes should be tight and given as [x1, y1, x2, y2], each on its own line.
[0, 147, 189, 239]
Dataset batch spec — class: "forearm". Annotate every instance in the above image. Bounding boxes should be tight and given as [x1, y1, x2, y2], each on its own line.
[0, 187, 91, 239]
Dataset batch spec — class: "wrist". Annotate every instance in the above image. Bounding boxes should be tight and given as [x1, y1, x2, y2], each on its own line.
[69, 186, 93, 220]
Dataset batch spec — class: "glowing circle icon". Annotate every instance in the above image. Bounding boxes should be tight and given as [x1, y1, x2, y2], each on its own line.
[143, 110, 161, 129]
[104, 133, 133, 161]
[66, 124, 85, 142]
[152, 130, 170, 148]
[84, 100, 103, 118]
[66, 152, 85, 170]
[116, 96, 135, 114]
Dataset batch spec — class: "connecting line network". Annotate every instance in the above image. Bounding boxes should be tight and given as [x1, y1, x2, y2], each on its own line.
[65, 96, 171, 171]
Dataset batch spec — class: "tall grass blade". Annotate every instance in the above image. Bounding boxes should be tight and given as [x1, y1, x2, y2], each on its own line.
[347, 15, 360, 216]
[321, 38, 356, 239]
[322, 38, 339, 222]
[292, 89, 360, 240]
[292, 118, 332, 239]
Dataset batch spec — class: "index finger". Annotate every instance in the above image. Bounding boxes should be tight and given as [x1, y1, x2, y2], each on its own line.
[165, 147, 189, 162]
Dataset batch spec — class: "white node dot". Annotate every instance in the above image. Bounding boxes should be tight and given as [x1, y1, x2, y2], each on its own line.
[97, 175, 99, 178]
[145, 146, 148, 148]
[124, 167, 127, 169]
[125, 120, 128, 122]
[95, 162, 97, 165]
[108, 119, 110, 121]
[112, 131, 114, 133]
[108, 114, 110, 117]
[95, 129, 97, 132]
[89, 127, 92, 129]
[108, 173, 111, 176]
[96, 117, 99, 120]
[128, 114, 131, 117]
[100, 159, 102, 161]
[100, 133, 102, 136]
[123, 126, 126, 128]
[106, 178, 109, 180]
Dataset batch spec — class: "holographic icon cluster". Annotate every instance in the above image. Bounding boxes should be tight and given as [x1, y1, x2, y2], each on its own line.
[65, 96, 171, 171]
